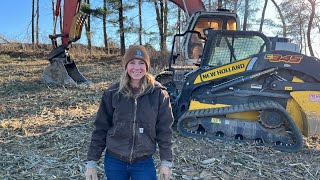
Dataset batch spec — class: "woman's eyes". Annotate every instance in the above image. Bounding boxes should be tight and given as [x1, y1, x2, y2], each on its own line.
[129, 60, 145, 65]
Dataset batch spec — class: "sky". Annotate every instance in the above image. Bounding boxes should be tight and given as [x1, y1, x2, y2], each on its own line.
[0, 0, 319, 57]
[0, 1, 37, 41]
[0, 0, 161, 45]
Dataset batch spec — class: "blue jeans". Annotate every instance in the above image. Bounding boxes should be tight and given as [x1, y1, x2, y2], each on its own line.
[104, 153, 157, 180]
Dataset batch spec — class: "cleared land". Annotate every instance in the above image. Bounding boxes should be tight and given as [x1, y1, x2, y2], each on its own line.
[0, 50, 319, 180]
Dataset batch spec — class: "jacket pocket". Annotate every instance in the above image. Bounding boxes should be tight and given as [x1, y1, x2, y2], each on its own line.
[107, 122, 128, 138]
[135, 123, 156, 155]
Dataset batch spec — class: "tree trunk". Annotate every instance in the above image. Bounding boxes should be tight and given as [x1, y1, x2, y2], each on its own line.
[270, 0, 287, 37]
[36, 0, 40, 46]
[218, 0, 223, 9]
[176, 6, 181, 52]
[259, 0, 268, 32]
[153, 0, 162, 51]
[303, 25, 307, 54]
[119, 0, 125, 55]
[163, 0, 168, 51]
[298, 11, 303, 53]
[32, 0, 35, 46]
[85, 0, 92, 53]
[243, 0, 249, 31]
[159, 0, 164, 51]
[103, 0, 109, 54]
[139, 0, 142, 45]
[59, 6, 62, 36]
[153, 0, 168, 52]
[52, 0, 55, 29]
[233, 0, 238, 13]
[177, 7, 181, 34]
[307, 0, 315, 56]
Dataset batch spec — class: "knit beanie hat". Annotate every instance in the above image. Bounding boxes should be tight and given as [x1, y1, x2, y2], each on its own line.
[123, 45, 150, 71]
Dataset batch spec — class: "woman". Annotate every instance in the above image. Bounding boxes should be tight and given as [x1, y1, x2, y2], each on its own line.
[85, 45, 174, 180]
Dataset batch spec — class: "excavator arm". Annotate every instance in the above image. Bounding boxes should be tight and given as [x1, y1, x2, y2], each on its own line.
[43, 0, 91, 85]
[50, 0, 86, 47]
[169, 0, 206, 17]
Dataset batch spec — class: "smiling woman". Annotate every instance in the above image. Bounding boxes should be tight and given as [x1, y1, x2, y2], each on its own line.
[84, 45, 174, 180]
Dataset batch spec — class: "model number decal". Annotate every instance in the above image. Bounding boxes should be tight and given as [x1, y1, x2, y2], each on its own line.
[264, 54, 303, 63]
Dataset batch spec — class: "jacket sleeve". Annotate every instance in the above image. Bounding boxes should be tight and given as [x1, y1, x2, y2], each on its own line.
[86, 89, 114, 161]
[156, 89, 174, 162]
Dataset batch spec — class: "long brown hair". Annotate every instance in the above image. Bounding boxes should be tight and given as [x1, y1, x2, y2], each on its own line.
[117, 69, 155, 97]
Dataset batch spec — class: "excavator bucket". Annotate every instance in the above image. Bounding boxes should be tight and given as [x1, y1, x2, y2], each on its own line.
[42, 45, 91, 85]
[43, 3, 91, 86]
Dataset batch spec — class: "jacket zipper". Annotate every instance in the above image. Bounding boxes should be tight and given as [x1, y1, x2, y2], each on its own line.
[130, 97, 138, 163]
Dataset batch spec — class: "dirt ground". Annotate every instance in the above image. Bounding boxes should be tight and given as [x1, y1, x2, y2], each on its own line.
[0, 52, 320, 180]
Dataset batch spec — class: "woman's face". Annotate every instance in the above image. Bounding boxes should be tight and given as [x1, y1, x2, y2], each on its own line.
[127, 59, 147, 81]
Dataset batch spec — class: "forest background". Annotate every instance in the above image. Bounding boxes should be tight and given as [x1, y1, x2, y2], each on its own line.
[0, 0, 319, 58]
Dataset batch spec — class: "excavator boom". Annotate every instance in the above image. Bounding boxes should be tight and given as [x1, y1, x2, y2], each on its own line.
[169, 0, 206, 17]
[43, 0, 91, 85]
[60, 0, 81, 45]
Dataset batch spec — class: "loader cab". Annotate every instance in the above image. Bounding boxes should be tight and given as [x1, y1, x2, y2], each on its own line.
[201, 29, 271, 67]
[157, 11, 241, 92]
[183, 11, 240, 64]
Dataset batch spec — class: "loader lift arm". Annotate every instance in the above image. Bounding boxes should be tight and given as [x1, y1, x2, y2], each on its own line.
[43, 0, 91, 85]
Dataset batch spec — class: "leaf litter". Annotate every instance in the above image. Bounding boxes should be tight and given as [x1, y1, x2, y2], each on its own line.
[0, 54, 319, 180]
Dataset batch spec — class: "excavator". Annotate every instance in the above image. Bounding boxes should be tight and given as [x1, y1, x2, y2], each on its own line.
[156, 0, 320, 152]
[42, 0, 91, 85]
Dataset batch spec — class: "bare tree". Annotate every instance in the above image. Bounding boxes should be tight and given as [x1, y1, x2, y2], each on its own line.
[103, 0, 109, 54]
[106, 0, 133, 55]
[119, 0, 125, 55]
[243, 0, 249, 30]
[153, 0, 168, 52]
[270, 0, 287, 37]
[279, 0, 313, 54]
[59, 5, 62, 34]
[298, 10, 304, 53]
[84, 0, 92, 53]
[138, 0, 142, 45]
[233, 0, 239, 12]
[307, 0, 316, 56]
[52, 0, 55, 29]
[36, 0, 40, 45]
[177, 6, 181, 34]
[32, 0, 35, 45]
[259, 0, 268, 32]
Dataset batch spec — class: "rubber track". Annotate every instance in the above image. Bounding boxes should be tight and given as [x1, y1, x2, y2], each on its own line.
[177, 100, 304, 152]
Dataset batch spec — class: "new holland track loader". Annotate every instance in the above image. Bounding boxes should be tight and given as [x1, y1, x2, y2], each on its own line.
[43, 0, 91, 85]
[158, 0, 320, 152]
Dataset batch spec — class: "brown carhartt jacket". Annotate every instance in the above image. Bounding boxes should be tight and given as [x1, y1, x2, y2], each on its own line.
[87, 82, 174, 163]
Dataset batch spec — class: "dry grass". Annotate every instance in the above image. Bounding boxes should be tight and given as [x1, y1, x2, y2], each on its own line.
[0, 48, 320, 180]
